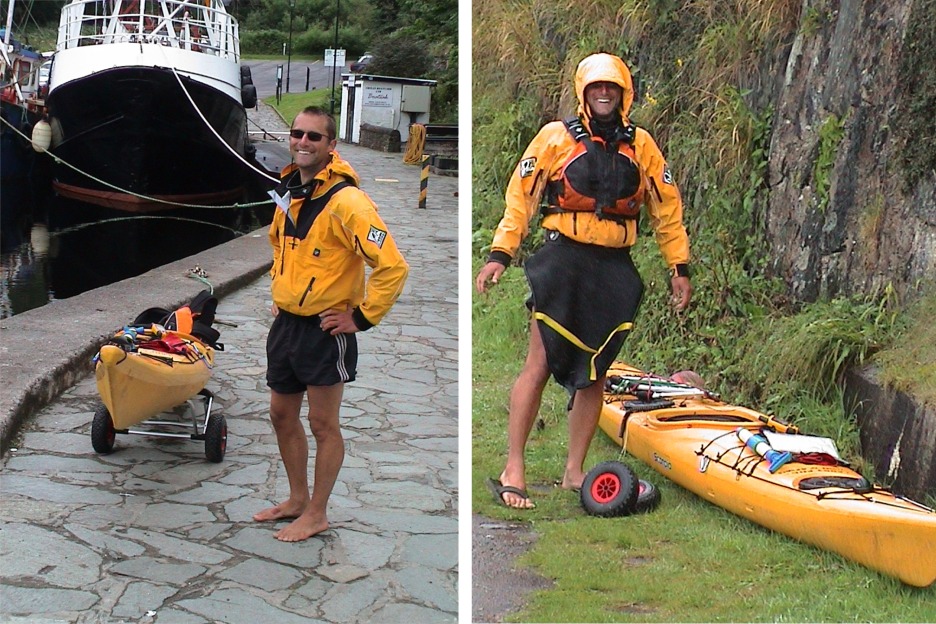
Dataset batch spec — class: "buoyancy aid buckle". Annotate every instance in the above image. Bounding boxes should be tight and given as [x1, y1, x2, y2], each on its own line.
[564, 117, 591, 142]
[563, 117, 636, 147]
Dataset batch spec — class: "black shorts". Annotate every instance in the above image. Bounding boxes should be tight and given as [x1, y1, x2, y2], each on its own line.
[266, 310, 358, 393]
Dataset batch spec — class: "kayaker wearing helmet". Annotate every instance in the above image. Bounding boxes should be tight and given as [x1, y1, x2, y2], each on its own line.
[476, 52, 692, 509]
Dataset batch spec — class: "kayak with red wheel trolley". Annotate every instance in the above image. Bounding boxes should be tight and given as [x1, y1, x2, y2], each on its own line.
[597, 361, 936, 588]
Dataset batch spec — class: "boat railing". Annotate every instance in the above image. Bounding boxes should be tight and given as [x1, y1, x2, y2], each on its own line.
[56, 0, 240, 61]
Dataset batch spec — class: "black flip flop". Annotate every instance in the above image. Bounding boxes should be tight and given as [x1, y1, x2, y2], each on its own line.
[486, 477, 533, 508]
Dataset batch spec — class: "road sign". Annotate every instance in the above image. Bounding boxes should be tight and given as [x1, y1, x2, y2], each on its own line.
[324, 48, 347, 67]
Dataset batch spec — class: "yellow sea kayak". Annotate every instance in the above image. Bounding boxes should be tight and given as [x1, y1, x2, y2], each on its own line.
[598, 362, 936, 587]
[94, 329, 215, 429]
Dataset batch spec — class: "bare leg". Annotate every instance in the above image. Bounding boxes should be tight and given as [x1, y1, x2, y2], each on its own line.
[561, 376, 604, 490]
[498, 317, 550, 509]
[275, 383, 345, 542]
[253, 390, 311, 522]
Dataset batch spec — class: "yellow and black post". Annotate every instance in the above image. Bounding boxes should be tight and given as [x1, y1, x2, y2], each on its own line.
[419, 155, 429, 209]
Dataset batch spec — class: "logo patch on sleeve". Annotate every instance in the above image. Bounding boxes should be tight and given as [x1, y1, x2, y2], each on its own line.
[519, 157, 536, 178]
[367, 225, 387, 248]
[662, 165, 673, 185]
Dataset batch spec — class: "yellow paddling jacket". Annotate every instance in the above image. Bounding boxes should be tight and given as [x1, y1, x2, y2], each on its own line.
[269, 154, 409, 329]
[489, 53, 690, 276]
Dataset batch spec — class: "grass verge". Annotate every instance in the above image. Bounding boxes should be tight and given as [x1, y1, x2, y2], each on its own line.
[263, 90, 342, 131]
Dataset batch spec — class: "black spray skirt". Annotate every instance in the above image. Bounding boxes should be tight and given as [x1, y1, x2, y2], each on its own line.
[524, 230, 644, 393]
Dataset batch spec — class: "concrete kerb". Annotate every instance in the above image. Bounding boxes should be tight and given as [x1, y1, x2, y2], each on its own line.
[0, 228, 272, 456]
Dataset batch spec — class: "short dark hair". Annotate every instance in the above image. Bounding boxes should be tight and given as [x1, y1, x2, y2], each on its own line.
[292, 106, 336, 140]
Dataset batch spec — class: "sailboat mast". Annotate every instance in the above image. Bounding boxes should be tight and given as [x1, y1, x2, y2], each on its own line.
[3, 0, 15, 47]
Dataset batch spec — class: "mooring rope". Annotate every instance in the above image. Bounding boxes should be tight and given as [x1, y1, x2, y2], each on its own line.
[403, 123, 426, 165]
[157, 43, 279, 185]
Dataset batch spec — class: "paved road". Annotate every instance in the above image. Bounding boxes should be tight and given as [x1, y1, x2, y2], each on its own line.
[0, 104, 459, 623]
[243, 59, 347, 101]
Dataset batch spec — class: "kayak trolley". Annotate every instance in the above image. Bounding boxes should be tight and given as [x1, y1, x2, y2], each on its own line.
[91, 389, 227, 462]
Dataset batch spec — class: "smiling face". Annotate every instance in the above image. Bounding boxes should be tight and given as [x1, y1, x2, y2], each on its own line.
[290, 112, 337, 182]
[584, 81, 623, 121]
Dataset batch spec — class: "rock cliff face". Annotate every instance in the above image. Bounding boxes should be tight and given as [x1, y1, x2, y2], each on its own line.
[760, 0, 935, 498]
[765, 0, 935, 303]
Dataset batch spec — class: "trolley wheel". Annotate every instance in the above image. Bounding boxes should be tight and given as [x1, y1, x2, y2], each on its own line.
[580, 460, 638, 517]
[204, 413, 227, 463]
[634, 479, 662, 513]
[91, 403, 116, 454]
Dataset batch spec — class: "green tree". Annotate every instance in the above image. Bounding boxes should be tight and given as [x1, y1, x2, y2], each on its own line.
[238, 0, 377, 33]
[366, 35, 432, 77]
[365, 0, 458, 121]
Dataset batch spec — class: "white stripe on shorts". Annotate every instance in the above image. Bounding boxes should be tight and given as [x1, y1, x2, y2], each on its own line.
[335, 333, 349, 381]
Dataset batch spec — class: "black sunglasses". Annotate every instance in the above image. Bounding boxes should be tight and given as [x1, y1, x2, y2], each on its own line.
[289, 129, 330, 142]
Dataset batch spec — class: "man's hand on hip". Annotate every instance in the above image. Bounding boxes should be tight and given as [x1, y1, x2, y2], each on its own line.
[320, 307, 359, 335]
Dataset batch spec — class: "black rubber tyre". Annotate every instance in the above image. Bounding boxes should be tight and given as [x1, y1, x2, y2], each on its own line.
[91, 403, 116, 454]
[634, 479, 661, 513]
[204, 413, 227, 463]
[580, 461, 639, 517]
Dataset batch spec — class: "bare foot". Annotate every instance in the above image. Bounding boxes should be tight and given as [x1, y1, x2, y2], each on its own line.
[252, 501, 307, 522]
[560, 471, 584, 492]
[274, 512, 329, 542]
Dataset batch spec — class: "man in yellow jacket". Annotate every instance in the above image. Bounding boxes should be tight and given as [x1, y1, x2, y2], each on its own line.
[255, 106, 409, 540]
[476, 53, 692, 509]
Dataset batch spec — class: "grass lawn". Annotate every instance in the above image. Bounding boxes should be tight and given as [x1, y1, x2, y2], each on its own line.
[263, 90, 341, 132]
[472, 257, 936, 622]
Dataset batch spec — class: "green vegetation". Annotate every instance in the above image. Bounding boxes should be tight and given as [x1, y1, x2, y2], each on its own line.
[3, 0, 58, 50]
[265, 89, 341, 128]
[814, 113, 845, 214]
[473, 0, 935, 619]
[800, 5, 823, 38]
[894, 0, 936, 191]
[236, 0, 373, 55]
[875, 288, 936, 405]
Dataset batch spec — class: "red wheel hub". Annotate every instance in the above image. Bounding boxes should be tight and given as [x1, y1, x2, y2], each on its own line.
[591, 473, 620, 503]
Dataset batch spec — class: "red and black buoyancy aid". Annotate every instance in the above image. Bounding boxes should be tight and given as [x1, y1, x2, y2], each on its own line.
[544, 117, 645, 223]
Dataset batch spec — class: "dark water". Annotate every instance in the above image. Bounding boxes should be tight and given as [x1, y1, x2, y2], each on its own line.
[0, 168, 272, 319]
